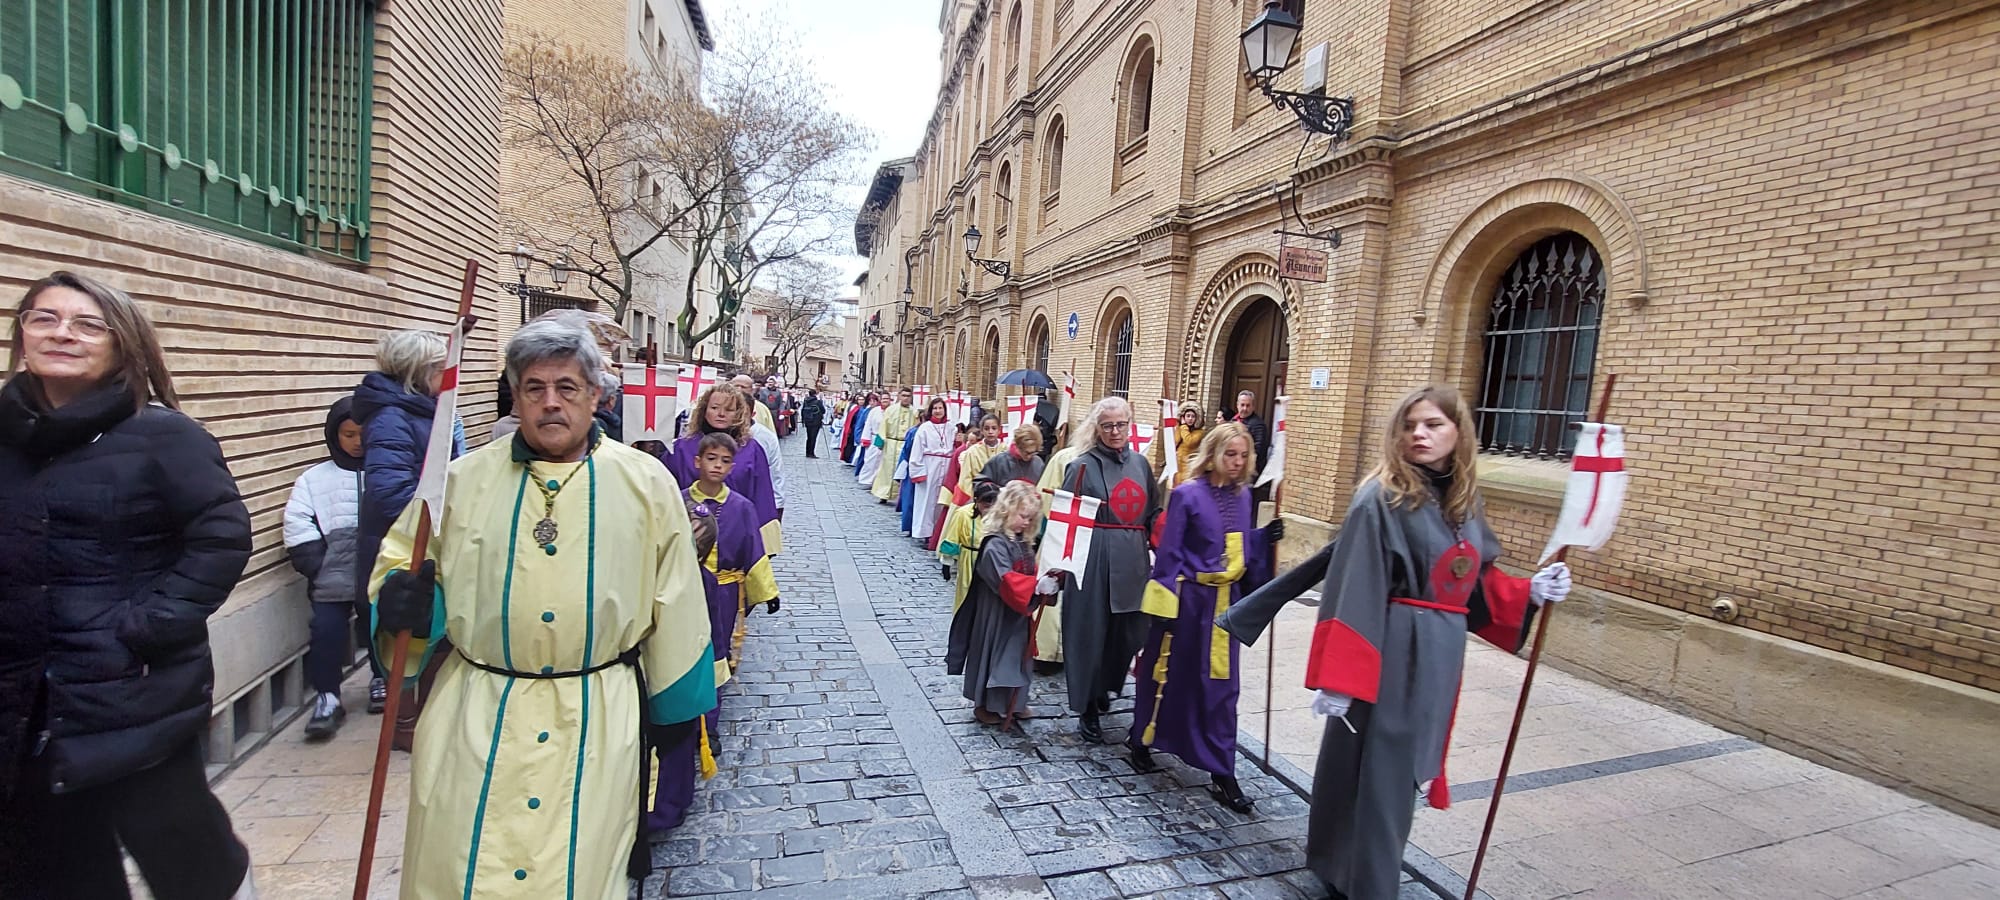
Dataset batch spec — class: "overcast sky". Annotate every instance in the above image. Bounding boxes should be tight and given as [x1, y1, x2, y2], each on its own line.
[707, 0, 942, 296]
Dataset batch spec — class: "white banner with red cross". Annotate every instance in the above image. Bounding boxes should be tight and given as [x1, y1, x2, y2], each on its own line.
[1059, 371, 1076, 429]
[1130, 421, 1157, 460]
[912, 384, 933, 409]
[1254, 396, 1288, 488]
[676, 364, 720, 409]
[1157, 399, 1180, 484]
[1005, 393, 1036, 446]
[946, 390, 970, 427]
[621, 364, 680, 443]
[1540, 422, 1629, 564]
[411, 317, 470, 536]
[1039, 489, 1102, 578]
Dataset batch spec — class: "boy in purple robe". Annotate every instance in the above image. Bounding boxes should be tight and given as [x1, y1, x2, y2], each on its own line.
[656, 384, 782, 556]
[648, 432, 779, 834]
[1128, 423, 1281, 812]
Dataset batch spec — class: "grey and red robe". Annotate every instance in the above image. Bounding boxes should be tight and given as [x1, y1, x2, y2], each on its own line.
[1303, 474, 1537, 900]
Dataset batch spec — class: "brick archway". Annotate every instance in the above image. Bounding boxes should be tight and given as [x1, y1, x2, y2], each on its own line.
[1178, 255, 1300, 406]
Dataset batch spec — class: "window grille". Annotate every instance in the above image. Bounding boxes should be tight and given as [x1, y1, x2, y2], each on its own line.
[1107, 311, 1133, 399]
[1476, 233, 1604, 458]
[0, 0, 375, 260]
[522, 290, 591, 324]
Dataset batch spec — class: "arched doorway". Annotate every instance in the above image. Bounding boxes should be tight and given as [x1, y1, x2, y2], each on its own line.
[1220, 296, 1289, 421]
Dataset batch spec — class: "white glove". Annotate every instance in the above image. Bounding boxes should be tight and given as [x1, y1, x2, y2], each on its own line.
[1311, 690, 1352, 719]
[1035, 573, 1061, 595]
[1531, 562, 1572, 604]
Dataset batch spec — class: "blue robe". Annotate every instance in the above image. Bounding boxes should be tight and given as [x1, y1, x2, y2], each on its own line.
[1129, 479, 1272, 777]
[896, 424, 920, 533]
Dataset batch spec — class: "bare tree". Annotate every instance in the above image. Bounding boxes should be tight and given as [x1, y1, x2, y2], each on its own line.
[760, 259, 845, 385]
[503, 23, 868, 358]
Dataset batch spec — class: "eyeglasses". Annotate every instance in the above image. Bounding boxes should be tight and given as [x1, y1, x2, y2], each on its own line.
[520, 380, 586, 402]
[1097, 421, 1132, 432]
[19, 309, 113, 341]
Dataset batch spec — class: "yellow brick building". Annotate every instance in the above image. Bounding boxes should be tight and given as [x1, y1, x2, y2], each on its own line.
[858, 0, 2000, 819]
[0, 1, 505, 763]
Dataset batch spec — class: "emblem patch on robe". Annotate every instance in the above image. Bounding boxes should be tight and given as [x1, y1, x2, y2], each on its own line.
[1108, 478, 1146, 524]
[1430, 541, 1481, 606]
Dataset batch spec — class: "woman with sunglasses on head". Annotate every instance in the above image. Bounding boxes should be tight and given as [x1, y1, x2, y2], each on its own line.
[0, 271, 256, 899]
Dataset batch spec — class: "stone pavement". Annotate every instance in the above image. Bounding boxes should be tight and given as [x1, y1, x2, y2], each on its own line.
[1242, 601, 2000, 899]
[196, 431, 2000, 899]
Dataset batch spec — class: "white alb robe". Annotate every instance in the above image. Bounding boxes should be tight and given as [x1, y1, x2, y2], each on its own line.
[908, 420, 958, 542]
[855, 406, 886, 485]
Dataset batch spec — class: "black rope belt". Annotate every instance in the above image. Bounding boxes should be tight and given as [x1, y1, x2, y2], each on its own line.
[455, 646, 657, 878]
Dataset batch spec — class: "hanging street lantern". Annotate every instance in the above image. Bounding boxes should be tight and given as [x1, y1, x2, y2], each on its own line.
[1240, 1, 1354, 140]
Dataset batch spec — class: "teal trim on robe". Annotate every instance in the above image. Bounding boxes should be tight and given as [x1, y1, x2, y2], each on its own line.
[649, 645, 720, 724]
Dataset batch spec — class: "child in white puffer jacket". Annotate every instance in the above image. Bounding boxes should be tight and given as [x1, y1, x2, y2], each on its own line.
[282, 395, 370, 740]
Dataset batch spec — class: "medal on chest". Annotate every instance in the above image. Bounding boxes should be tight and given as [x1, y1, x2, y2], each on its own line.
[1108, 477, 1146, 524]
[1429, 540, 1481, 606]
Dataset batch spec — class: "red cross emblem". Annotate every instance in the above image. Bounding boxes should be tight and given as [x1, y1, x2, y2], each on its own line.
[625, 366, 675, 431]
[1108, 477, 1146, 525]
[1574, 427, 1625, 527]
[676, 365, 717, 407]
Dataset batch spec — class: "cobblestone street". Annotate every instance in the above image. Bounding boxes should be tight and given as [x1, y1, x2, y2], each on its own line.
[641, 445, 1417, 899]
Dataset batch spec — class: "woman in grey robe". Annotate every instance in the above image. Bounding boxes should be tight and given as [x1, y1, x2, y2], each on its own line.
[945, 482, 1061, 726]
[1257, 385, 1572, 900]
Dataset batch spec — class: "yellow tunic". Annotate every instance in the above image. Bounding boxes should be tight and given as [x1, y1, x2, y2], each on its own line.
[370, 437, 716, 900]
[753, 400, 776, 434]
[870, 403, 919, 501]
[937, 503, 983, 612]
[952, 441, 1006, 507]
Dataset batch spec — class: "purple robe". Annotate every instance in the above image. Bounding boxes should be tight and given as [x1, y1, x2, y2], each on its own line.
[648, 486, 773, 833]
[1128, 480, 1272, 777]
[657, 432, 779, 534]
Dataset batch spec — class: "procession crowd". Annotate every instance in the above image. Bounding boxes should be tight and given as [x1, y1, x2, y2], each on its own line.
[1, 269, 1570, 900]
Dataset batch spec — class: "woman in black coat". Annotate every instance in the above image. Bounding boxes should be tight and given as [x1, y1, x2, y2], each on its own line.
[0, 271, 254, 899]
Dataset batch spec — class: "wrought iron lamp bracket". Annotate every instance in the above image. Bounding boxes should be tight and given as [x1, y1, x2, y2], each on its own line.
[1252, 75, 1355, 140]
[968, 257, 1012, 279]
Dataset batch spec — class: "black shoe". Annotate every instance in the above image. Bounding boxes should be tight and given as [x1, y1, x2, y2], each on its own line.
[1093, 696, 1111, 715]
[1208, 774, 1255, 814]
[1129, 745, 1158, 774]
[1032, 660, 1063, 676]
[367, 677, 387, 714]
[304, 693, 345, 742]
[1079, 711, 1103, 744]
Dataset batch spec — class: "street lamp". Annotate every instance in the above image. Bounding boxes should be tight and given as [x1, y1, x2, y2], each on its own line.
[1241, 1, 1354, 140]
[962, 225, 1010, 279]
[551, 251, 572, 288]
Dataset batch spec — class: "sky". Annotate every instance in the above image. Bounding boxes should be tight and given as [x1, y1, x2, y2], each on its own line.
[704, 0, 943, 296]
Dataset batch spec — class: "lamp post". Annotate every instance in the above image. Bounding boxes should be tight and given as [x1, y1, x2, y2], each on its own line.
[962, 225, 1010, 279]
[510, 242, 576, 322]
[1241, 1, 1354, 139]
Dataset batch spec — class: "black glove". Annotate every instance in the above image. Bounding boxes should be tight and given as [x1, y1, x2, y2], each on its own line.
[378, 560, 437, 638]
[763, 597, 781, 614]
[941, 564, 954, 582]
[1262, 518, 1287, 544]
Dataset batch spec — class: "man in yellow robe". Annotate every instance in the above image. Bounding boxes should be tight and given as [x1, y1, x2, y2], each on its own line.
[372, 321, 716, 900]
[870, 387, 918, 502]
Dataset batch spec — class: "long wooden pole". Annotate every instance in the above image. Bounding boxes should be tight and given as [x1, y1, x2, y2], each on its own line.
[354, 261, 480, 899]
[1462, 374, 1616, 900]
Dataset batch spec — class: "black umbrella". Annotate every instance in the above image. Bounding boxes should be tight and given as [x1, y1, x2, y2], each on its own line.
[996, 369, 1056, 389]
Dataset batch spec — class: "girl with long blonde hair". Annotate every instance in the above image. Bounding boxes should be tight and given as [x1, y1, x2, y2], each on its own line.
[944, 481, 1059, 726]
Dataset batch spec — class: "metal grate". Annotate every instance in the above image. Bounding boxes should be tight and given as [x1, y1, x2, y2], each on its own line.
[0, 0, 376, 260]
[1476, 233, 1604, 458]
[1108, 311, 1133, 400]
[521, 290, 591, 324]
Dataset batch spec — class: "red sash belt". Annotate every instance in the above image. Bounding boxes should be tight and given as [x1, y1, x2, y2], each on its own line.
[1393, 597, 1468, 615]
[1097, 522, 1147, 531]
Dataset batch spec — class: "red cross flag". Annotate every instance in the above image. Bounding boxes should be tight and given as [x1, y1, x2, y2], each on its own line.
[1157, 399, 1180, 485]
[676, 364, 719, 409]
[913, 384, 933, 408]
[1131, 421, 1156, 459]
[1059, 371, 1077, 427]
[1005, 393, 1036, 445]
[622, 363, 680, 442]
[1039, 489, 1102, 578]
[1254, 396, 1288, 488]
[1540, 422, 1630, 564]
[949, 390, 972, 427]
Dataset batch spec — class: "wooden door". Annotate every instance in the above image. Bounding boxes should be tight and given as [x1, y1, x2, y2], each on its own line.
[1221, 298, 1289, 422]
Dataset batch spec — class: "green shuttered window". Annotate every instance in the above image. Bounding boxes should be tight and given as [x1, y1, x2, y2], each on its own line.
[0, 0, 375, 261]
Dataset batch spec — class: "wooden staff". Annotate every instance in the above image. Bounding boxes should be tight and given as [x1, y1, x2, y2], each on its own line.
[354, 261, 480, 899]
[1462, 374, 1616, 900]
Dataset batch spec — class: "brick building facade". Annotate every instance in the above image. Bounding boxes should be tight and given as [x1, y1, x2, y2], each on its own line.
[857, 0, 2000, 817]
[0, 0, 505, 763]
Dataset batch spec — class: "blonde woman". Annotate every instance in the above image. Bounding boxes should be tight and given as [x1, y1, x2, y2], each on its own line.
[1241, 385, 1572, 900]
[944, 481, 1060, 727]
[658, 384, 780, 552]
[1127, 422, 1284, 813]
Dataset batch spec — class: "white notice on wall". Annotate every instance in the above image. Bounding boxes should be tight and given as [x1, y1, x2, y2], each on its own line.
[1310, 368, 1330, 389]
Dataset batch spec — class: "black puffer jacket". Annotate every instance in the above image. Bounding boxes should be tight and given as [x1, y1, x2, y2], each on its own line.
[0, 376, 252, 797]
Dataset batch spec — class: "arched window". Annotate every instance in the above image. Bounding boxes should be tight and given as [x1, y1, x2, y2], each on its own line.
[1476, 232, 1605, 458]
[995, 162, 1013, 239]
[974, 64, 986, 132]
[955, 329, 970, 386]
[1005, 3, 1023, 79]
[985, 328, 1002, 394]
[1043, 117, 1066, 212]
[1028, 316, 1051, 375]
[1105, 306, 1134, 400]
[1121, 42, 1156, 150]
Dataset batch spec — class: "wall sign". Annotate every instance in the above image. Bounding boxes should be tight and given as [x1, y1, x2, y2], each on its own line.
[1066, 311, 1081, 340]
[1279, 246, 1329, 283]
[1310, 367, 1330, 389]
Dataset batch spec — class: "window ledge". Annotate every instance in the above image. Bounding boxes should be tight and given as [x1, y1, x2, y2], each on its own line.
[1477, 454, 1568, 511]
[1119, 134, 1149, 165]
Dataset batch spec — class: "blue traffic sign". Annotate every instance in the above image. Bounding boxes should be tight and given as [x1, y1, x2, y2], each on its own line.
[1066, 311, 1081, 340]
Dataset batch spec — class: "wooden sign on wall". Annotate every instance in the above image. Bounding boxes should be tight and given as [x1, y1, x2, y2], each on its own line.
[1278, 246, 1329, 283]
